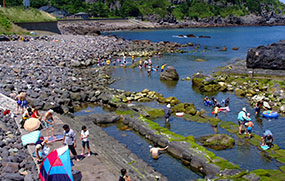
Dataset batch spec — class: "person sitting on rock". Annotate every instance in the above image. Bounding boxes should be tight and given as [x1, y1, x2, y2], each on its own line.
[35, 138, 48, 163]
[44, 109, 55, 139]
[262, 130, 274, 147]
[20, 107, 33, 129]
[119, 168, 131, 181]
[32, 107, 42, 120]
[149, 145, 168, 160]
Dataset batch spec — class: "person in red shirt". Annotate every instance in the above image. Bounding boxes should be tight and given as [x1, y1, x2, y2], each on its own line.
[32, 107, 42, 120]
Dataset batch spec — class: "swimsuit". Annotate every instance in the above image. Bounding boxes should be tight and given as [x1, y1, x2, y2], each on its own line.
[21, 100, 28, 108]
[246, 127, 252, 133]
[45, 119, 53, 128]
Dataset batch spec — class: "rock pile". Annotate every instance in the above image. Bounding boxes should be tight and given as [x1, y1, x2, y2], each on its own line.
[0, 113, 38, 180]
[246, 40, 285, 70]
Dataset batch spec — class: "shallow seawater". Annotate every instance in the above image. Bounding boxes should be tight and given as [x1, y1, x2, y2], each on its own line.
[103, 125, 202, 180]
[78, 26, 285, 178]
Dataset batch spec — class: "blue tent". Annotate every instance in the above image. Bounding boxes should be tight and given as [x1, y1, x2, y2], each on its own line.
[39, 146, 73, 181]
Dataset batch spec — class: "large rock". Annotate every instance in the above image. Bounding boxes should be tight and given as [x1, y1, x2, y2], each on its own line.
[198, 134, 235, 150]
[160, 66, 179, 81]
[246, 40, 285, 70]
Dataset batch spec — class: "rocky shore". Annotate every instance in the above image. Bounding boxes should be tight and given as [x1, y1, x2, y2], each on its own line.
[57, 14, 285, 35]
[0, 34, 185, 114]
[0, 113, 38, 180]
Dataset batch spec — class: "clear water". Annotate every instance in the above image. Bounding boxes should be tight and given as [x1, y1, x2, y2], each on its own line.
[76, 26, 285, 178]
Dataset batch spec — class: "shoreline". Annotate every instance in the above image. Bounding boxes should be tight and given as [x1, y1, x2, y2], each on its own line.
[58, 18, 285, 35]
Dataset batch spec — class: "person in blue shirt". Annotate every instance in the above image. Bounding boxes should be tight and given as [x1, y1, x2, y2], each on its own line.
[237, 107, 250, 135]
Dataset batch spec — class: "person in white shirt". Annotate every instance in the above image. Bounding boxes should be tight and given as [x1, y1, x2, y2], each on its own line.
[80, 125, 91, 157]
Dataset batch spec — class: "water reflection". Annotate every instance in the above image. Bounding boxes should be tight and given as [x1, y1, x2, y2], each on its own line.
[160, 79, 178, 89]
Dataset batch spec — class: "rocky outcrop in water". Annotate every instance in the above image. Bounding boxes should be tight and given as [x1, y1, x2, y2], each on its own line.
[160, 66, 179, 81]
[198, 134, 235, 150]
[246, 40, 285, 70]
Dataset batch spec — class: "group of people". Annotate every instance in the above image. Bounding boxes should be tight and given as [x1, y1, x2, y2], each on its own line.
[15, 92, 92, 163]
[237, 106, 273, 147]
[35, 124, 92, 163]
[204, 97, 230, 119]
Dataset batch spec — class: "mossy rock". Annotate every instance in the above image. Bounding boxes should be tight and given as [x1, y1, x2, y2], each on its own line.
[198, 134, 235, 150]
[212, 157, 239, 170]
[219, 121, 239, 133]
[138, 97, 152, 102]
[171, 103, 186, 113]
[125, 91, 132, 97]
[183, 114, 208, 123]
[192, 77, 205, 88]
[146, 108, 164, 120]
[185, 107, 197, 115]
[234, 88, 245, 97]
[208, 117, 221, 126]
[164, 96, 179, 105]
[280, 165, 285, 172]
[195, 58, 208, 62]
[201, 84, 221, 92]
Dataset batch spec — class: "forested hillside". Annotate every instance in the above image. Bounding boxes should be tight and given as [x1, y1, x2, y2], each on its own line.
[2, 0, 285, 20]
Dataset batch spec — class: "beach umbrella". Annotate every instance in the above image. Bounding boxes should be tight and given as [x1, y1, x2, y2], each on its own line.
[24, 118, 41, 132]
[39, 146, 73, 181]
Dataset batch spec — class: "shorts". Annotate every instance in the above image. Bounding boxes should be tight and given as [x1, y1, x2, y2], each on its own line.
[255, 107, 260, 114]
[68, 144, 77, 156]
[247, 127, 252, 133]
[20, 100, 28, 108]
[238, 120, 243, 125]
[82, 141, 90, 149]
[45, 119, 53, 128]
[17, 100, 21, 105]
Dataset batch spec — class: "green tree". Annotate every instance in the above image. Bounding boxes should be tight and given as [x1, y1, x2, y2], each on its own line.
[119, 0, 141, 17]
[88, 1, 110, 17]
[30, 0, 49, 8]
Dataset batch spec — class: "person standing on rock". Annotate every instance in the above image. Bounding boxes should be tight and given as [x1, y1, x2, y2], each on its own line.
[149, 145, 168, 160]
[15, 92, 27, 114]
[164, 104, 171, 122]
[255, 99, 267, 115]
[62, 124, 79, 162]
[44, 109, 55, 139]
[80, 125, 91, 157]
[119, 168, 131, 181]
[237, 107, 250, 135]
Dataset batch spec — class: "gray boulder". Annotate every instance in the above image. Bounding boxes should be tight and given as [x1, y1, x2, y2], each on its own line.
[160, 66, 179, 81]
[246, 40, 285, 70]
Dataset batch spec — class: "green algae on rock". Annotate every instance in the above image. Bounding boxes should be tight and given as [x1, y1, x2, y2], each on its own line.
[198, 134, 235, 150]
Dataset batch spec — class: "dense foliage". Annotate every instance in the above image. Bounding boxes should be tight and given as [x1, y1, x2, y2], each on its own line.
[1, 0, 284, 19]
